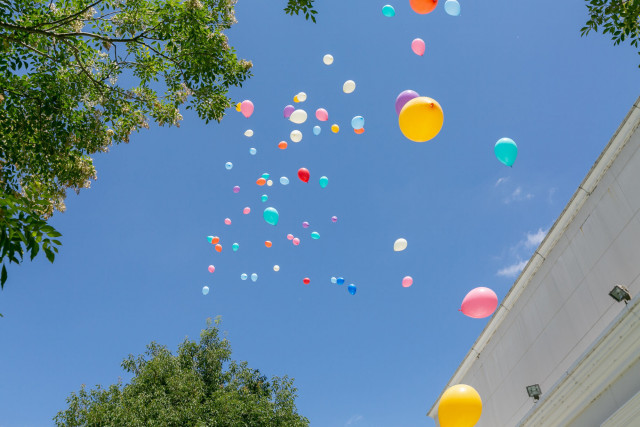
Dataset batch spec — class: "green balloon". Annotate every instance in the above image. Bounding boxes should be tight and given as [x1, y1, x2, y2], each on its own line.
[495, 138, 518, 167]
[263, 207, 279, 226]
[311, 231, 320, 239]
[319, 176, 329, 188]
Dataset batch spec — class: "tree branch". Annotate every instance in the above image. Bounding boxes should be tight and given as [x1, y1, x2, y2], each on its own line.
[33, 0, 106, 30]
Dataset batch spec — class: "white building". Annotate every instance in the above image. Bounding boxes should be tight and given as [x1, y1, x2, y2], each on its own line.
[427, 96, 640, 427]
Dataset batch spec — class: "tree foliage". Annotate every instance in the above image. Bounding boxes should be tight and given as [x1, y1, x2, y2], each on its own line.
[54, 318, 309, 426]
[0, 0, 315, 289]
[581, 0, 640, 67]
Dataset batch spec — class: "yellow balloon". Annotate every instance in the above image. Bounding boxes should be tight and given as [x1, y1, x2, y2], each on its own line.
[293, 95, 299, 103]
[331, 124, 339, 133]
[438, 384, 482, 427]
[236, 102, 242, 112]
[398, 96, 443, 142]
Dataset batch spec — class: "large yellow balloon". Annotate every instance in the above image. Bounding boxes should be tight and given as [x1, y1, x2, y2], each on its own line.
[438, 384, 482, 427]
[398, 96, 443, 142]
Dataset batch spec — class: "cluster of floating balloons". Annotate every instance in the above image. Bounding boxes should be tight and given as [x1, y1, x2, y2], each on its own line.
[330, 276, 357, 295]
[393, 238, 414, 288]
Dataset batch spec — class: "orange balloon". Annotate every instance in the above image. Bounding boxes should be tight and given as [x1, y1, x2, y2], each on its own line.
[265, 241, 272, 248]
[354, 128, 365, 134]
[215, 244, 222, 252]
[211, 236, 220, 245]
[256, 178, 266, 186]
[410, 0, 438, 14]
[278, 141, 288, 150]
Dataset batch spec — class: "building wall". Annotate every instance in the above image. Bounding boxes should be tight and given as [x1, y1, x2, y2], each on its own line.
[428, 98, 640, 426]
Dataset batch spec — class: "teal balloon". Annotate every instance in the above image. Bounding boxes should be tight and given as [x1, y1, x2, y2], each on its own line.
[207, 236, 213, 243]
[444, 0, 460, 16]
[495, 138, 518, 167]
[319, 176, 329, 188]
[313, 126, 321, 136]
[261, 194, 268, 202]
[348, 284, 357, 295]
[232, 243, 239, 251]
[311, 231, 320, 239]
[382, 5, 395, 17]
[261, 172, 270, 180]
[263, 207, 279, 226]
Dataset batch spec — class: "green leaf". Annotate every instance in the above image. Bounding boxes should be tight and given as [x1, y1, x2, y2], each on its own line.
[1, 265, 7, 289]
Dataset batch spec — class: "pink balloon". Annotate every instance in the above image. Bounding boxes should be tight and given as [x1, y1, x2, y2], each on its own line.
[331, 216, 338, 223]
[302, 221, 309, 228]
[208, 265, 215, 273]
[243, 207, 250, 214]
[224, 218, 231, 225]
[283, 105, 295, 118]
[460, 287, 499, 319]
[411, 38, 425, 56]
[293, 237, 300, 246]
[287, 234, 294, 240]
[395, 90, 420, 115]
[233, 186, 240, 193]
[240, 100, 254, 118]
[316, 108, 329, 121]
[402, 276, 413, 287]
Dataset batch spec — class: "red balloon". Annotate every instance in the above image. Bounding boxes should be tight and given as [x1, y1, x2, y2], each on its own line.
[298, 168, 310, 183]
[303, 277, 311, 285]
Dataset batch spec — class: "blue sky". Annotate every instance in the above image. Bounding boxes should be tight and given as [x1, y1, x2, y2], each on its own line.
[1, 1, 638, 426]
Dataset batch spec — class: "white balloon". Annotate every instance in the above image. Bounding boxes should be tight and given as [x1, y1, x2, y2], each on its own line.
[244, 129, 253, 137]
[267, 179, 273, 186]
[290, 130, 302, 143]
[273, 265, 280, 272]
[296, 92, 307, 102]
[343, 80, 356, 94]
[251, 273, 258, 282]
[289, 109, 308, 124]
[394, 238, 408, 252]
[323, 54, 334, 65]
[202, 286, 209, 295]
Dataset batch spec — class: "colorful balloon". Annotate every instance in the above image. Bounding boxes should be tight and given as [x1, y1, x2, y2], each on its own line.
[243, 207, 250, 214]
[283, 105, 295, 118]
[402, 276, 413, 287]
[316, 108, 329, 121]
[398, 97, 444, 142]
[331, 124, 340, 133]
[265, 240, 272, 248]
[232, 242, 239, 251]
[256, 178, 266, 186]
[241, 273, 247, 280]
[348, 284, 357, 295]
[263, 207, 279, 226]
[249, 147, 257, 155]
[351, 115, 365, 129]
[240, 100, 254, 118]
[274, 265, 280, 271]
[290, 130, 302, 143]
[225, 162, 233, 170]
[411, 38, 426, 56]
[289, 109, 308, 124]
[267, 179, 273, 186]
[280, 176, 289, 185]
[313, 126, 321, 136]
[311, 231, 320, 239]
[303, 277, 311, 285]
[210, 236, 219, 245]
[382, 4, 395, 16]
[244, 129, 253, 137]
[319, 176, 329, 188]
[323, 54, 334, 65]
[354, 128, 365, 135]
[278, 141, 288, 149]
[302, 221, 309, 228]
[331, 216, 338, 223]
[287, 234, 294, 240]
[215, 244, 222, 252]
[233, 186, 240, 193]
[261, 173, 270, 180]
[331, 277, 337, 284]
[224, 218, 231, 225]
[394, 238, 408, 252]
[395, 90, 420, 115]
[343, 80, 356, 94]
[337, 277, 345, 285]
[298, 168, 310, 183]
[444, 0, 460, 16]
[438, 384, 482, 427]
[235, 102, 241, 112]
[460, 287, 498, 318]
[494, 138, 518, 167]
[294, 92, 307, 102]
[410, 0, 438, 14]
[251, 273, 258, 282]
[207, 236, 213, 243]
[208, 265, 215, 273]
[293, 237, 300, 246]
[261, 194, 268, 202]
[202, 286, 209, 295]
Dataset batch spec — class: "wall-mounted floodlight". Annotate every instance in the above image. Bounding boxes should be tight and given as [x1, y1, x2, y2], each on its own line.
[609, 285, 631, 303]
[526, 384, 542, 402]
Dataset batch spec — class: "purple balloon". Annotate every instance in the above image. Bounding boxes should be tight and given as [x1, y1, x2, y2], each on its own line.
[395, 90, 420, 115]
[283, 105, 295, 118]
[331, 216, 338, 223]
[233, 185, 240, 193]
[302, 221, 309, 228]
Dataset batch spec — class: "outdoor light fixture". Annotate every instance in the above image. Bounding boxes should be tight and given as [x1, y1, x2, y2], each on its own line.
[526, 384, 542, 402]
[609, 285, 631, 303]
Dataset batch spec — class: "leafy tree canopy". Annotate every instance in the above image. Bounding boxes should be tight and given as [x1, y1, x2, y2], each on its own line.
[0, 0, 315, 289]
[54, 318, 309, 426]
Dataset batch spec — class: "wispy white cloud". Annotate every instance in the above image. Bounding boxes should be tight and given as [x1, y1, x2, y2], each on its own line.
[497, 260, 528, 277]
[525, 228, 547, 248]
[503, 186, 533, 204]
[345, 415, 364, 426]
[495, 177, 508, 187]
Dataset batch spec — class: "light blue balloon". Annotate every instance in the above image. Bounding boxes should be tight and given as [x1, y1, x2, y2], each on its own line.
[241, 273, 247, 280]
[313, 125, 321, 136]
[444, 0, 460, 16]
[261, 173, 270, 180]
[319, 176, 329, 188]
[249, 147, 257, 155]
[331, 277, 337, 284]
[225, 162, 233, 170]
[251, 273, 258, 282]
[232, 242, 239, 251]
[280, 176, 289, 185]
[311, 231, 320, 239]
[261, 194, 268, 202]
[348, 284, 357, 295]
[351, 115, 365, 130]
[337, 277, 345, 285]
[495, 137, 518, 167]
[202, 286, 210, 295]
[382, 5, 395, 17]
[263, 207, 279, 226]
